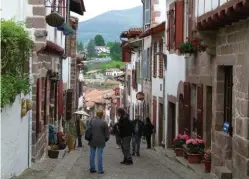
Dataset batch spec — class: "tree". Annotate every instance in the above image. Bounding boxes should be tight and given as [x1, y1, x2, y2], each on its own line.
[94, 34, 105, 46]
[77, 42, 84, 53]
[110, 42, 121, 61]
[106, 42, 114, 47]
[87, 39, 96, 59]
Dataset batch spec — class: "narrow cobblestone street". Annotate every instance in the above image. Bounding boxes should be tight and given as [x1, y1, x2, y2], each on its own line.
[14, 137, 214, 179]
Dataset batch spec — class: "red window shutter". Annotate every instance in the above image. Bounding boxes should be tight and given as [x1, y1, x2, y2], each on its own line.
[153, 97, 157, 129]
[197, 84, 203, 138]
[158, 39, 163, 78]
[44, 77, 50, 125]
[36, 78, 42, 135]
[153, 42, 157, 77]
[175, 1, 184, 49]
[184, 82, 191, 134]
[122, 48, 131, 63]
[188, 0, 194, 40]
[58, 80, 63, 116]
[167, 11, 170, 51]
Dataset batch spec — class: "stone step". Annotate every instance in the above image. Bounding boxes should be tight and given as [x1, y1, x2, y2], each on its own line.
[214, 166, 232, 179]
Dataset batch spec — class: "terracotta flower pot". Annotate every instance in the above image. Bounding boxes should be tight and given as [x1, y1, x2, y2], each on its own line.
[204, 160, 211, 173]
[174, 148, 184, 157]
[187, 153, 202, 164]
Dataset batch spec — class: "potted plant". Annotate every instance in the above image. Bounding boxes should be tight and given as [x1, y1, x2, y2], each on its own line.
[204, 148, 211, 173]
[178, 38, 204, 58]
[173, 134, 189, 157]
[186, 138, 205, 163]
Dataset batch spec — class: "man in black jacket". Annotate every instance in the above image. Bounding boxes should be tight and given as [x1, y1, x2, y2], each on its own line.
[117, 108, 133, 165]
[132, 115, 144, 156]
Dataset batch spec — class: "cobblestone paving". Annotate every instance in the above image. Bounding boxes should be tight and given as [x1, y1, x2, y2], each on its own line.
[14, 137, 215, 179]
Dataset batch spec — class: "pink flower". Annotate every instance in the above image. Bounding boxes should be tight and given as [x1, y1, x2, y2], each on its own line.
[180, 134, 190, 140]
[192, 139, 198, 145]
[176, 134, 182, 139]
[186, 139, 192, 145]
[173, 138, 177, 142]
[196, 139, 204, 144]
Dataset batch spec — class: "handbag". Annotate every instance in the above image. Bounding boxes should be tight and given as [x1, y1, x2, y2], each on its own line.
[85, 119, 93, 141]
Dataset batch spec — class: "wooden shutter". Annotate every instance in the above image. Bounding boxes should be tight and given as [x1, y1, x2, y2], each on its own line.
[153, 42, 157, 77]
[44, 77, 50, 125]
[153, 97, 157, 130]
[36, 78, 42, 135]
[167, 11, 170, 51]
[58, 80, 63, 116]
[122, 48, 131, 63]
[184, 82, 191, 134]
[65, 89, 73, 120]
[197, 84, 203, 138]
[158, 39, 163, 78]
[175, 1, 184, 49]
[128, 75, 131, 95]
[169, 3, 176, 50]
[188, 0, 194, 40]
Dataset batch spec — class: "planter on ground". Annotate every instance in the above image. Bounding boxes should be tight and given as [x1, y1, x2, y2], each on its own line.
[174, 148, 184, 157]
[204, 160, 211, 173]
[187, 153, 203, 164]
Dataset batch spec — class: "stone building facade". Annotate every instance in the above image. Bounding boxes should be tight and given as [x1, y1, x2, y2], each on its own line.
[188, 0, 249, 178]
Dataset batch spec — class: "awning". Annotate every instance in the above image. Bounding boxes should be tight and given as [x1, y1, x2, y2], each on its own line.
[139, 21, 165, 38]
[74, 110, 90, 117]
[70, 0, 86, 15]
[122, 38, 142, 48]
[37, 40, 64, 57]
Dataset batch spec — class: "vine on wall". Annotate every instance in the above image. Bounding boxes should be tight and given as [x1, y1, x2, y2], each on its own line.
[1, 20, 32, 108]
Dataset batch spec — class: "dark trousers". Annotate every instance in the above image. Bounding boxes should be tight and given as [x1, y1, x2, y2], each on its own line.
[146, 135, 151, 149]
[115, 134, 121, 146]
[132, 134, 141, 154]
[121, 136, 132, 161]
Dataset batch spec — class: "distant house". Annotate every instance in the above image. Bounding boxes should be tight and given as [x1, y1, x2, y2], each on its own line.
[105, 68, 123, 77]
[95, 46, 110, 54]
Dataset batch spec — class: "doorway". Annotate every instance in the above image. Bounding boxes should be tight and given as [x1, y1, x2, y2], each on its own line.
[205, 86, 212, 148]
[178, 94, 184, 134]
[167, 102, 176, 148]
[158, 102, 163, 146]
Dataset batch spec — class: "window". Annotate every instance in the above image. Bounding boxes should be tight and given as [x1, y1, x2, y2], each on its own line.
[158, 39, 163, 78]
[167, 1, 184, 50]
[224, 66, 233, 136]
[153, 42, 157, 77]
[144, 0, 150, 25]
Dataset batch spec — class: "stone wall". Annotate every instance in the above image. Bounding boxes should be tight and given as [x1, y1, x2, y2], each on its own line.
[212, 19, 249, 179]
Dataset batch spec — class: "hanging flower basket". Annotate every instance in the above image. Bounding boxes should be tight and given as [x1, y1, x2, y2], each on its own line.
[46, 12, 65, 27]
[178, 37, 205, 56]
[57, 23, 75, 36]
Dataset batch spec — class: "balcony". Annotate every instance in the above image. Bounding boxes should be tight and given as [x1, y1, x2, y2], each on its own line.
[196, 0, 249, 30]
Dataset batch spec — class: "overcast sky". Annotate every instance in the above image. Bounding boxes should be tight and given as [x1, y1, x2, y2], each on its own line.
[71, 0, 142, 22]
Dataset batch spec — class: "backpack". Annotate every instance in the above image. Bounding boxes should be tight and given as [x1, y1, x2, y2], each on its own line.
[85, 119, 93, 141]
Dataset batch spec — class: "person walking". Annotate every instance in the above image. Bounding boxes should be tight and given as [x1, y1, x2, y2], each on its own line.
[88, 110, 110, 174]
[132, 115, 144, 156]
[117, 108, 133, 165]
[143, 117, 154, 149]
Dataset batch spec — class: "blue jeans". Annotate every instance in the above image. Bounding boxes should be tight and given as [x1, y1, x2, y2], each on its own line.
[90, 147, 103, 173]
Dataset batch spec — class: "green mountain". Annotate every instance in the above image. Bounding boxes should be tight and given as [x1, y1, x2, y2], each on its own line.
[77, 6, 142, 44]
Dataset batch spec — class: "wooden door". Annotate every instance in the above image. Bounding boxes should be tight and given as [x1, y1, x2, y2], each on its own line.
[158, 102, 163, 146]
[197, 84, 203, 138]
[178, 94, 185, 134]
[184, 82, 191, 134]
[152, 97, 157, 146]
[65, 89, 73, 120]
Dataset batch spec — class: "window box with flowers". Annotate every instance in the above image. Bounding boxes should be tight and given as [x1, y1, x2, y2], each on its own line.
[178, 38, 205, 59]
[173, 134, 190, 157]
[204, 148, 211, 173]
[185, 138, 205, 164]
